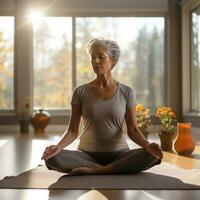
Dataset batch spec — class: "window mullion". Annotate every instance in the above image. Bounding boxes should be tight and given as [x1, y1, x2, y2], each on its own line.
[15, 14, 33, 118]
[72, 17, 76, 89]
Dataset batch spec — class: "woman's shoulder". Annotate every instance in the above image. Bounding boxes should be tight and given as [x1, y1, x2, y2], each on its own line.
[118, 82, 134, 93]
[73, 83, 90, 97]
[74, 83, 89, 91]
[118, 83, 136, 104]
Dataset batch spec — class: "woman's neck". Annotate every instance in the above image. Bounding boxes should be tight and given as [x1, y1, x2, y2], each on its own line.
[94, 74, 117, 88]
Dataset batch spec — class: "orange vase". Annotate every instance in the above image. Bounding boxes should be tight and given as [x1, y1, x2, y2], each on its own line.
[174, 123, 195, 155]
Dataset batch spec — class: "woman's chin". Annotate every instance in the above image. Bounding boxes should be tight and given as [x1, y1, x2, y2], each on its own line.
[94, 70, 104, 75]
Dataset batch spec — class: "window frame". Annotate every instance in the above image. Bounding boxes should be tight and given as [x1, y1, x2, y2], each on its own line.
[181, 0, 200, 127]
[0, 14, 16, 122]
[31, 15, 168, 122]
[0, 0, 172, 126]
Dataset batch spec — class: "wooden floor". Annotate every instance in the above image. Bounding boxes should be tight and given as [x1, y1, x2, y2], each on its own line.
[0, 131, 200, 200]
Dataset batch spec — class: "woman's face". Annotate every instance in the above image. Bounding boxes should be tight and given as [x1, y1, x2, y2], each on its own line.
[89, 45, 114, 75]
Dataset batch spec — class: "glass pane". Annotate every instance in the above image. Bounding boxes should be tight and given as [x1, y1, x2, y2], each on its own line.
[33, 17, 72, 110]
[76, 17, 165, 112]
[0, 17, 14, 110]
[191, 7, 200, 112]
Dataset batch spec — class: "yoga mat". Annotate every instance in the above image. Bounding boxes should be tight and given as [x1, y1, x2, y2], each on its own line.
[0, 162, 199, 189]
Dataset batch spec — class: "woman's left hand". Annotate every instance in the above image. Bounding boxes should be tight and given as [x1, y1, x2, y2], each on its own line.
[145, 142, 163, 160]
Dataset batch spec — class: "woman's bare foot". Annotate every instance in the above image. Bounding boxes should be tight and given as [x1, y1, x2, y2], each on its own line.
[68, 166, 96, 175]
[68, 164, 114, 175]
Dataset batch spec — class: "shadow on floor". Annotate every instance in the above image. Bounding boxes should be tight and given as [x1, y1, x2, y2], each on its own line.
[47, 171, 200, 190]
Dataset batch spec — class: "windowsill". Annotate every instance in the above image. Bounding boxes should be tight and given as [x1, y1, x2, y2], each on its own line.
[33, 109, 71, 116]
[182, 112, 200, 128]
[0, 114, 71, 125]
[0, 110, 71, 117]
[0, 112, 199, 126]
[183, 112, 200, 117]
[0, 124, 199, 138]
[0, 110, 16, 116]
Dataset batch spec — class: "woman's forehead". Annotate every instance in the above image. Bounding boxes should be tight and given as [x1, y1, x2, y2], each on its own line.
[90, 45, 108, 54]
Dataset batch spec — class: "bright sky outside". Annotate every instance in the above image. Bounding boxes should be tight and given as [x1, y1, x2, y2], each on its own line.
[0, 17, 14, 39]
[29, 10, 164, 51]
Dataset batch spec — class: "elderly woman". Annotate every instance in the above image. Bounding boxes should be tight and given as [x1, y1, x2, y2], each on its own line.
[42, 38, 163, 175]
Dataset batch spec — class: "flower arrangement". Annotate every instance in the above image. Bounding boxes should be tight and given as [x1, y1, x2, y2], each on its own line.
[156, 106, 177, 133]
[136, 104, 151, 131]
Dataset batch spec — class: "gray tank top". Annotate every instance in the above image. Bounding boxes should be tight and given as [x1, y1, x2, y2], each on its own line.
[71, 83, 136, 152]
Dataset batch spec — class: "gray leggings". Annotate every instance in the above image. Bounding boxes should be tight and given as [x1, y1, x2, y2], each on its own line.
[45, 148, 161, 174]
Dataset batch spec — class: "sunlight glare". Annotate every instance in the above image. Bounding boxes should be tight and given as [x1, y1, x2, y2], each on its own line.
[142, 191, 163, 200]
[24, 189, 49, 200]
[0, 140, 8, 148]
[29, 10, 43, 27]
[31, 139, 51, 166]
[77, 190, 108, 200]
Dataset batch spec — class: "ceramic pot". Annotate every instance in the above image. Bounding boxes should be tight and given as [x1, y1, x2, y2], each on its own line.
[158, 131, 177, 152]
[174, 123, 195, 155]
[31, 109, 51, 134]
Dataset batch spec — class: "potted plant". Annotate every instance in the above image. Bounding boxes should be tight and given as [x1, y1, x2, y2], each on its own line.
[136, 104, 151, 139]
[156, 106, 177, 152]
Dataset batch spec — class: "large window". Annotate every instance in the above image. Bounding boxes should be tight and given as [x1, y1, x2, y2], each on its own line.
[76, 17, 165, 112]
[191, 7, 200, 112]
[33, 17, 72, 110]
[0, 17, 14, 110]
[33, 17, 165, 112]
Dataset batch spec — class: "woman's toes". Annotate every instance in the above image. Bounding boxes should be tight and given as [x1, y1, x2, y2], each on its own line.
[68, 167, 95, 175]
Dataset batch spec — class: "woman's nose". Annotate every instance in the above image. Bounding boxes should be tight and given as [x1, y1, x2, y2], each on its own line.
[93, 57, 100, 64]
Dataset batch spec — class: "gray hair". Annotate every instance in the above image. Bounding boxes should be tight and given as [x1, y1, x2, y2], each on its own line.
[87, 38, 120, 67]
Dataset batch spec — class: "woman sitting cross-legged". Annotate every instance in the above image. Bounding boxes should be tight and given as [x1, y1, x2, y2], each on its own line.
[41, 38, 163, 175]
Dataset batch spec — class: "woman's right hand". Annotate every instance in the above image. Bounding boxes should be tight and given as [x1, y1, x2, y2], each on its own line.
[41, 145, 62, 160]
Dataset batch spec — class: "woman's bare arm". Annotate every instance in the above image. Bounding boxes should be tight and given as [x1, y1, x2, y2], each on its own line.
[57, 104, 81, 149]
[125, 106, 150, 148]
[41, 104, 81, 160]
[125, 106, 163, 159]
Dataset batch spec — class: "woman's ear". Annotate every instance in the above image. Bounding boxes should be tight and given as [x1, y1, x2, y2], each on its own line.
[111, 60, 116, 69]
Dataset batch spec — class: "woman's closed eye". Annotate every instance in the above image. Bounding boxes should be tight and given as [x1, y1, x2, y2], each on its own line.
[91, 55, 106, 61]
[98, 55, 105, 60]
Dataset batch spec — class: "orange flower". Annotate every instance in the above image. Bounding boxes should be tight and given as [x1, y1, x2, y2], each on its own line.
[162, 106, 171, 111]
[169, 111, 176, 118]
[156, 106, 177, 133]
[156, 108, 162, 117]
[136, 104, 151, 129]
